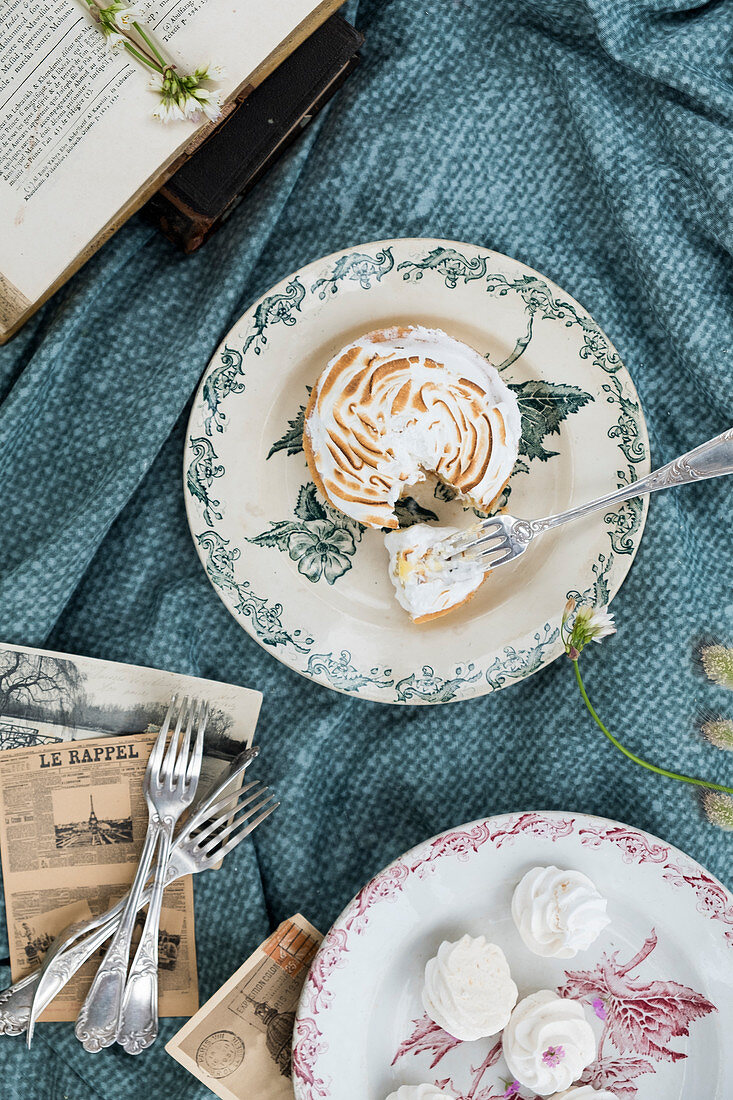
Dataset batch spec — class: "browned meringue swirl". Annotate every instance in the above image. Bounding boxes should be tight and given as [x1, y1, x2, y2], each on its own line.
[303, 325, 521, 529]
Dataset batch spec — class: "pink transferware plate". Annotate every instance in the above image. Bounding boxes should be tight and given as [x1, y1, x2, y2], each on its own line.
[293, 811, 732, 1100]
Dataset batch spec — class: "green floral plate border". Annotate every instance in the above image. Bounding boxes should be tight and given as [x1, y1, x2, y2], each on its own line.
[184, 239, 650, 704]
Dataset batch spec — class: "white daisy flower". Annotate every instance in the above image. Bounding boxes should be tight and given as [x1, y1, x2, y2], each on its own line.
[187, 87, 223, 121]
[152, 96, 185, 122]
[113, 5, 139, 30]
[105, 31, 126, 50]
[565, 603, 616, 657]
[577, 605, 616, 642]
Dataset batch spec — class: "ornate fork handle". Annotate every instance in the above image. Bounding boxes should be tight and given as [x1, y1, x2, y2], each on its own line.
[5, 856, 188, 1035]
[75, 819, 161, 1052]
[3, 914, 141, 1039]
[0, 974, 38, 1036]
[525, 427, 733, 537]
[117, 819, 175, 1054]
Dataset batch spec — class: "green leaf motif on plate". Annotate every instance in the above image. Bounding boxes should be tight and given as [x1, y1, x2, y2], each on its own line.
[395, 663, 482, 703]
[268, 389, 311, 458]
[566, 552, 614, 610]
[311, 248, 394, 300]
[294, 482, 326, 522]
[604, 468, 645, 554]
[186, 437, 225, 526]
[305, 651, 394, 692]
[248, 483, 364, 586]
[433, 482, 457, 503]
[484, 623, 560, 691]
[196, 530, 313, 651]
[242, 278, 306, 357]
[606, 383, 646, 464]
[392, 497, 439, 527]
[397, 247, 489, 288]
[508, 379, 594, 463]
[482, 272, 645, 467]
[203, 346, 245, 435]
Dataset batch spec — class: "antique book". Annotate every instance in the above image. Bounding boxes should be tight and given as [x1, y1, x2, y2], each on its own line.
[147, 15, 363, 252]
[0, 0, 345, 343]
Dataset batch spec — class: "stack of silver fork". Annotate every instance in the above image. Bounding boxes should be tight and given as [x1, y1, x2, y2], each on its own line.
[0, 694, 278, 1053]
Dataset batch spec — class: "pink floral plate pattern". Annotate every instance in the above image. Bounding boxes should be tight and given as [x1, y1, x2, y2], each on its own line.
[292, 812, 732, 1100]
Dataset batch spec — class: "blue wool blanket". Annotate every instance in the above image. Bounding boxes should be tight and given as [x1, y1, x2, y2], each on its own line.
[0, 1, 731, 1096]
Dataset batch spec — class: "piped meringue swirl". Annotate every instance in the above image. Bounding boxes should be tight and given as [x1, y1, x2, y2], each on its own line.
[502, 990, 596, 1096]
[551, 1087, 618, 1099]
[303, 325, 521, 529]
[422, 934, 518, 1041]
[385, 1087, 455, 1100]
[511, 866, 611, 958]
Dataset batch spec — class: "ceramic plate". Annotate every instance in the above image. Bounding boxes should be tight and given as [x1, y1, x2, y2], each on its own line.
[184, 239, 650, 704]
[293, 812, 733, 1100]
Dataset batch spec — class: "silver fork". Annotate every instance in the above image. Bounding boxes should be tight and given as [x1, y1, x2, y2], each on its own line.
[24, 745, 258, 1018]
[20, 746, 258, 1044]
[75, 696, 206, 1052]
[13, 757, 275, 1039]
[116, 698, 208, 1053]
[442, 427, 733, 570]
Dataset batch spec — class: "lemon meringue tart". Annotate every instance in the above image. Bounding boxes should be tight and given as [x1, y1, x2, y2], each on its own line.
[302, 325, 521, 530]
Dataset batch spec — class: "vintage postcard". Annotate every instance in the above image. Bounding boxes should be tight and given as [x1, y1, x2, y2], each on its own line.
[0, 641, 262, 796]
[166, 915, 322, 1099]
[0, 731, 199, 1021]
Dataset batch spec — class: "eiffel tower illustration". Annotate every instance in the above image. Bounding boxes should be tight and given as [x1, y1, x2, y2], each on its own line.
[88, 793, 100, 839]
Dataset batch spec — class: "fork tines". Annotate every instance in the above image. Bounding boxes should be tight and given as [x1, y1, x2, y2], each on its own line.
[146, 697, 208, 798]
[441, 518, 503, 559]
[191, 780, 279, 862]
[443, 519, 511, 565]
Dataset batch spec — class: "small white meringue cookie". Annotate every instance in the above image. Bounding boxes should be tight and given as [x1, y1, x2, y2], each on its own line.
[551, 1088, 617, 1099]
[511, 866, 611, 958]
[422, 934, 518, 1041]
[386, 1087, 455, 1100]
[502, 989, 596, 1096]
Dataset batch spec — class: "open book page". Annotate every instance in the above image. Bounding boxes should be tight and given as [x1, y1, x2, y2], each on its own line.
[0, 731, 198, 1020]
[0, 0, 340, 337]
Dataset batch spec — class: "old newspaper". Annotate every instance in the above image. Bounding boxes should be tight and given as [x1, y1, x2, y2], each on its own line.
[166, 915, 322, 1099]
[0, 731, 198, 1021]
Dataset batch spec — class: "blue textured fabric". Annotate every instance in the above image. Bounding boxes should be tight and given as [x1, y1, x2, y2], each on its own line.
[1, 0, 732, 1095]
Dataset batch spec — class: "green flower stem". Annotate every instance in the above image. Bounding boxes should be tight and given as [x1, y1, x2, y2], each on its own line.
[132, 21, 167, 67]
[123, 41, 160, 70]
[573, 658, 733, 794]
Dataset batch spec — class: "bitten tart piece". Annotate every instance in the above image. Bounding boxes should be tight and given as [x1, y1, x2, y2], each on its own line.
[303, 325, 521, 529]
[385, 523, 486, 623]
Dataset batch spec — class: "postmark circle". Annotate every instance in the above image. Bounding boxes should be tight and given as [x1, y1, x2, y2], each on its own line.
[196, 1030, 245, 1078]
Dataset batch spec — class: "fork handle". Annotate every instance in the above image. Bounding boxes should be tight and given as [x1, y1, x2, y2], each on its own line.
[532, 427, 733, 534]
[0, 973, 39, 1036]
[15, 857, 186, 1036]
[75, 820, 161, 1052]
[117, 822, 175, 1054]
